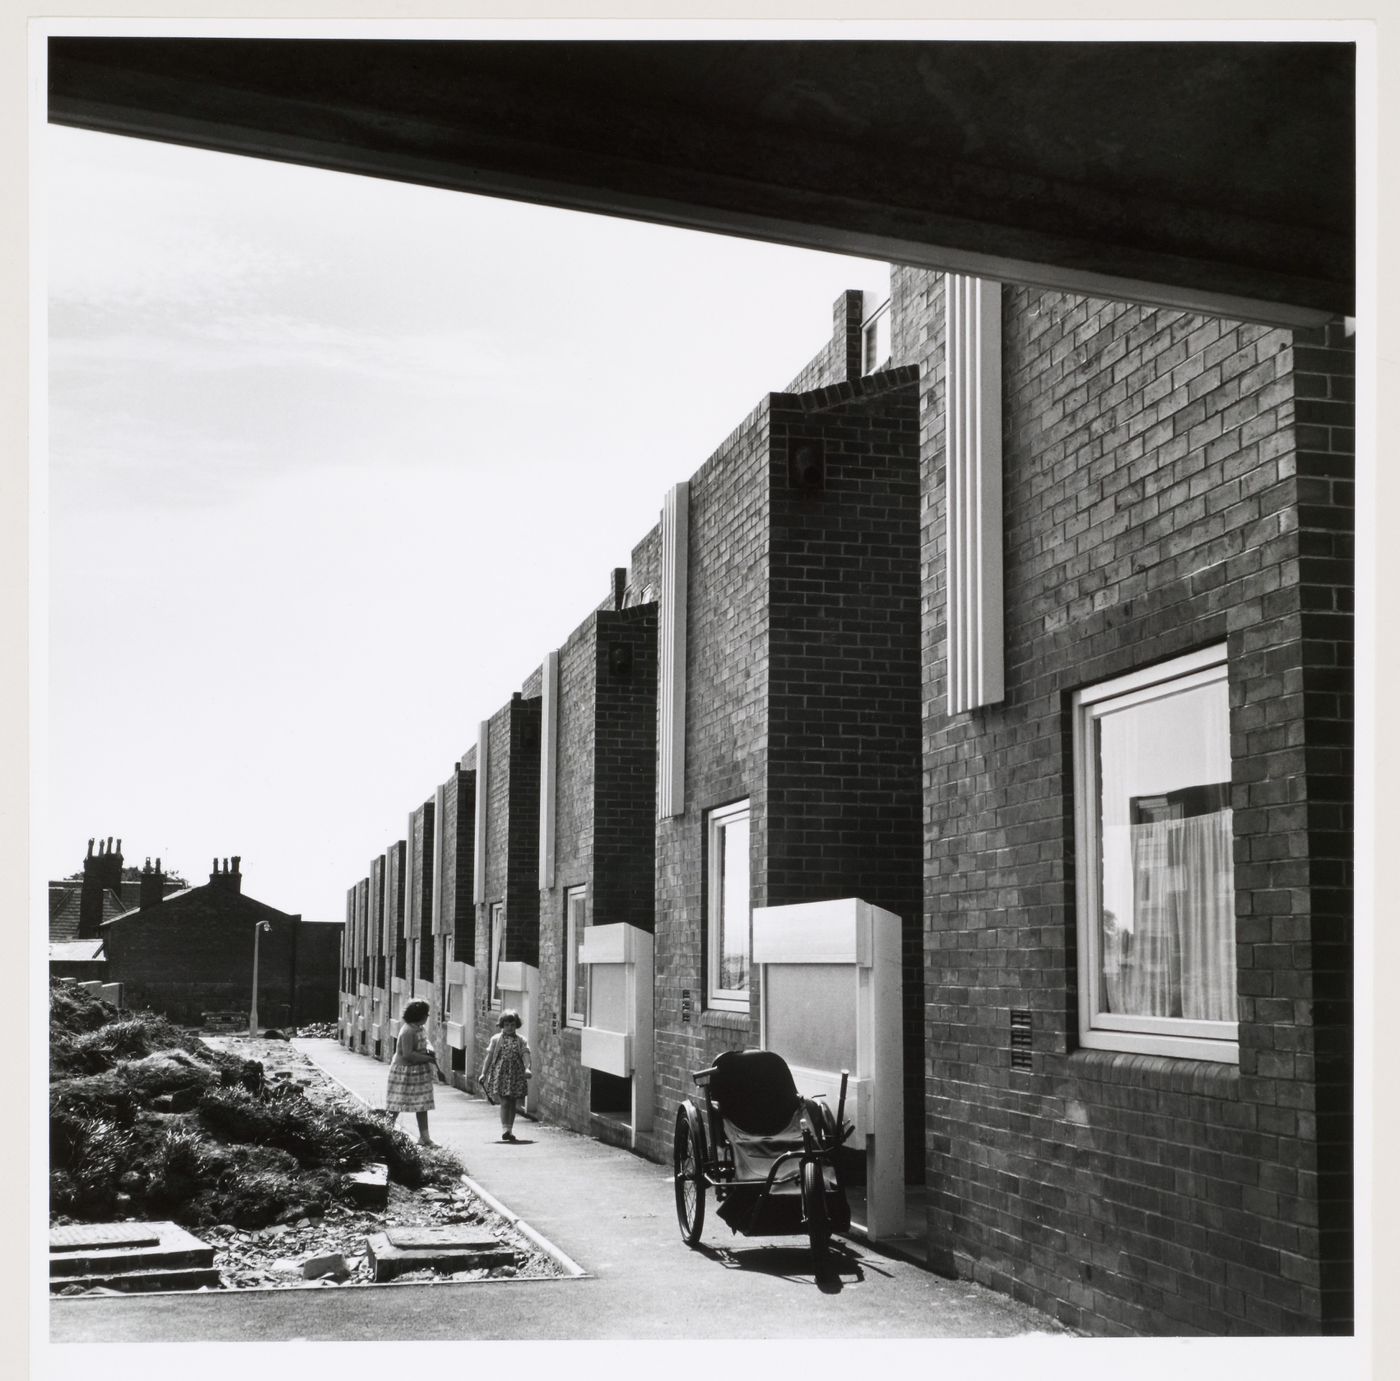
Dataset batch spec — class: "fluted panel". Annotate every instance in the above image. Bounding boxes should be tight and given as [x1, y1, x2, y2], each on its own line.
[945, 274, 1005, 714]
[538, 649, 558, 889]
[472, 719, 489, 906]
[431, 783, 445, 940]
[658, 481, 689, 818]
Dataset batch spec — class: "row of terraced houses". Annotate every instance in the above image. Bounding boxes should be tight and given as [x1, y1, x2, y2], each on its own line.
[337, 266, 1354, 1337]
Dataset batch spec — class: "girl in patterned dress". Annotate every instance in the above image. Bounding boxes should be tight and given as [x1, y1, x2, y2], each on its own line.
[385, 999, 437, 1145]
[478, 1009, 531, 1141]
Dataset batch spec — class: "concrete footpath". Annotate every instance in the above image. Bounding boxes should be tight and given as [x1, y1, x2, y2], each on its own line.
[48, 1039, 1069, 1343]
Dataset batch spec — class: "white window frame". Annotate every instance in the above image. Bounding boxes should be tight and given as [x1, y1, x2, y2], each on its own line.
[861, 296, 892, 374]
[488, 901, 504, 1009]
[564, 885, 588, 1029]
[706, 798, 752, 1013]
[1072, 645, 1239, 1064]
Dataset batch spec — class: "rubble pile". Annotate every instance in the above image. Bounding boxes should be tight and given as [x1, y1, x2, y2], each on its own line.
[49, 982, 559, 1290]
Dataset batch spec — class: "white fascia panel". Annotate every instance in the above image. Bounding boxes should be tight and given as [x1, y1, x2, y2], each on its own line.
[473, 720, 489, 906]
[539, 650, 559, 889]
[945, 274, 1005, 715]
[658, 481, 689, 818]
[579, 922, 639, 966]
[580, 1026, 632, 1077]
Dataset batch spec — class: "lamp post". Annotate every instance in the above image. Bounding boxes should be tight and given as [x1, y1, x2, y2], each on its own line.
[249, 920, 272, 1036]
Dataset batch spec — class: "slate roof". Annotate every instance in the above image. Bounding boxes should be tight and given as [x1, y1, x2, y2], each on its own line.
[48, 884, 128, 943]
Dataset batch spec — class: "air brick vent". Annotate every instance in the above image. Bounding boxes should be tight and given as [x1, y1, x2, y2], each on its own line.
[1010, 1009, 1032, 1070]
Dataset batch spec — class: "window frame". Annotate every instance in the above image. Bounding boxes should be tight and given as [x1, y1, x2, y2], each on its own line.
[1072, 645, 1239, 1064]
[488, 901, 504, 1009]
[705, 798, 753, 1013]
[861, 296, 892, 374]
[564, 885, 588, 1029]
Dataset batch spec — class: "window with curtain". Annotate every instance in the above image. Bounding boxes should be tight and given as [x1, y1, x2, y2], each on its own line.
[1073, 647, 1239, 1063]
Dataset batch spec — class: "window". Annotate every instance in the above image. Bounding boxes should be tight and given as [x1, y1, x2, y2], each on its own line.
[565, 886, 588, 1028]
[706, 799, 752, 1012]
[861, 297, 891, 374]
[1072, 647, 1238, 1063]
[488, 902, 505, 1007]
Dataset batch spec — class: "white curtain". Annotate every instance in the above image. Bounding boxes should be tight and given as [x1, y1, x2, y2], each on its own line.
[1110, 809, 1236, 1021]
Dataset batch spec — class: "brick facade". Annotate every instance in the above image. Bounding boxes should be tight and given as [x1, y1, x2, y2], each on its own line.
[408, 800, 434, 988]
[899, 271, 1355, 1334]
[472, 694, 542, 1072]
[533, 604, 660, 1135]
[333, 275, 1353, 1337]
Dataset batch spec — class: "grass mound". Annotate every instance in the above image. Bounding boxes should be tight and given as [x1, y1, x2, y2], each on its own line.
[49, 980, 461, 1230]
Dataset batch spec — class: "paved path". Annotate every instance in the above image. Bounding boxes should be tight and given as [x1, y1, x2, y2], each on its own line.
[49, 1039, 1068, 1342]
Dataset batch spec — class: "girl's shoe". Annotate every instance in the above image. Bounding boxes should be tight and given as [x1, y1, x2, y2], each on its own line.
[502, 1131, 515, 1142]
[419, 1138, 435, 1147]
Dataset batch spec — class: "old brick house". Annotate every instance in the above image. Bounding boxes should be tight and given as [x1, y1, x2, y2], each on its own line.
[338, 272, 1353, 1337]
[102, 855, 342, 1027]
[49, 839, 188, 980]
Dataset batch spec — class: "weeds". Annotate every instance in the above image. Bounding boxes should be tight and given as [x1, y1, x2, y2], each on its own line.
[49, 1117, 135, 1219]
[49, 979, 460, 1231]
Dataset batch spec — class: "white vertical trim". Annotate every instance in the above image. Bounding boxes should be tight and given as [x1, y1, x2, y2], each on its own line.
[404, 810, 418, 983]
[945, 273, 1005, 715]
[658, 481, 689, 818]
[473, 719, 489, 907]
[432, 783, 445, 939]
[539, 650, 559, 889]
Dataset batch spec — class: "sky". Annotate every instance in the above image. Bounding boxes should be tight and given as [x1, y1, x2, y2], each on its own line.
[40, 122, 890, 924]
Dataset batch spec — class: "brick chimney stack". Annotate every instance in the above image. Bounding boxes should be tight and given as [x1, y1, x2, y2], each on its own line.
[208, 855, 243, 894]
[78, 835, 124, 939]
[139, 856, 166, 910]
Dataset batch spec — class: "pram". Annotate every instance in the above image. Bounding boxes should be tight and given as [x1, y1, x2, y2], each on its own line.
[673, 1048, 852, 1261]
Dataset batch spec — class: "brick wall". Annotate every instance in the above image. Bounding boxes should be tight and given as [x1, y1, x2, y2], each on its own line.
[652, 397, 773, 1142]
[506, 696, 542, 967]
[386, 840, 406, 980]
[438, 768, 476, 962]
[766, 375, 925, 1175]
[592, 604, 659, 932]
[354, 877, 368, 988]
[900, 268, 1354, 1335]
[625, 526, 663, 608]
[474, 694, 542, 1067]
[103, 891, 300, 1027]
[783, 290, 865, 394]
[534, 616, 600, 1129]
[294, 921, 344, 1023]
[369, 855, 385, 990]
[1283, 318, 1355, 1330]
[408, 800, 435, 986]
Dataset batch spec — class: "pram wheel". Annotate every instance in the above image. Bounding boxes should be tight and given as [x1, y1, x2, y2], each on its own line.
[673, 1105, 706, 1246]
[802, 1160, 829, 1260]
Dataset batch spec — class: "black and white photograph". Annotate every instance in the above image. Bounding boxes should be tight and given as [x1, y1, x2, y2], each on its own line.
[24, 15, 1378, 1375]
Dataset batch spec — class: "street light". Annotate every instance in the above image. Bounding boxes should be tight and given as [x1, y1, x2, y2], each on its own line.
[249, 919, 272, 1036]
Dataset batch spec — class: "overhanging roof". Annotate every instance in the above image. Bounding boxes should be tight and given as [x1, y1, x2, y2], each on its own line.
[47, 37, 1355, 327]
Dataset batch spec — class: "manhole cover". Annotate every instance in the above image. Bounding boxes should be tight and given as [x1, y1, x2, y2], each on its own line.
[384, 1227, 502, 1251]
[50, 1224, 161, 1252]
